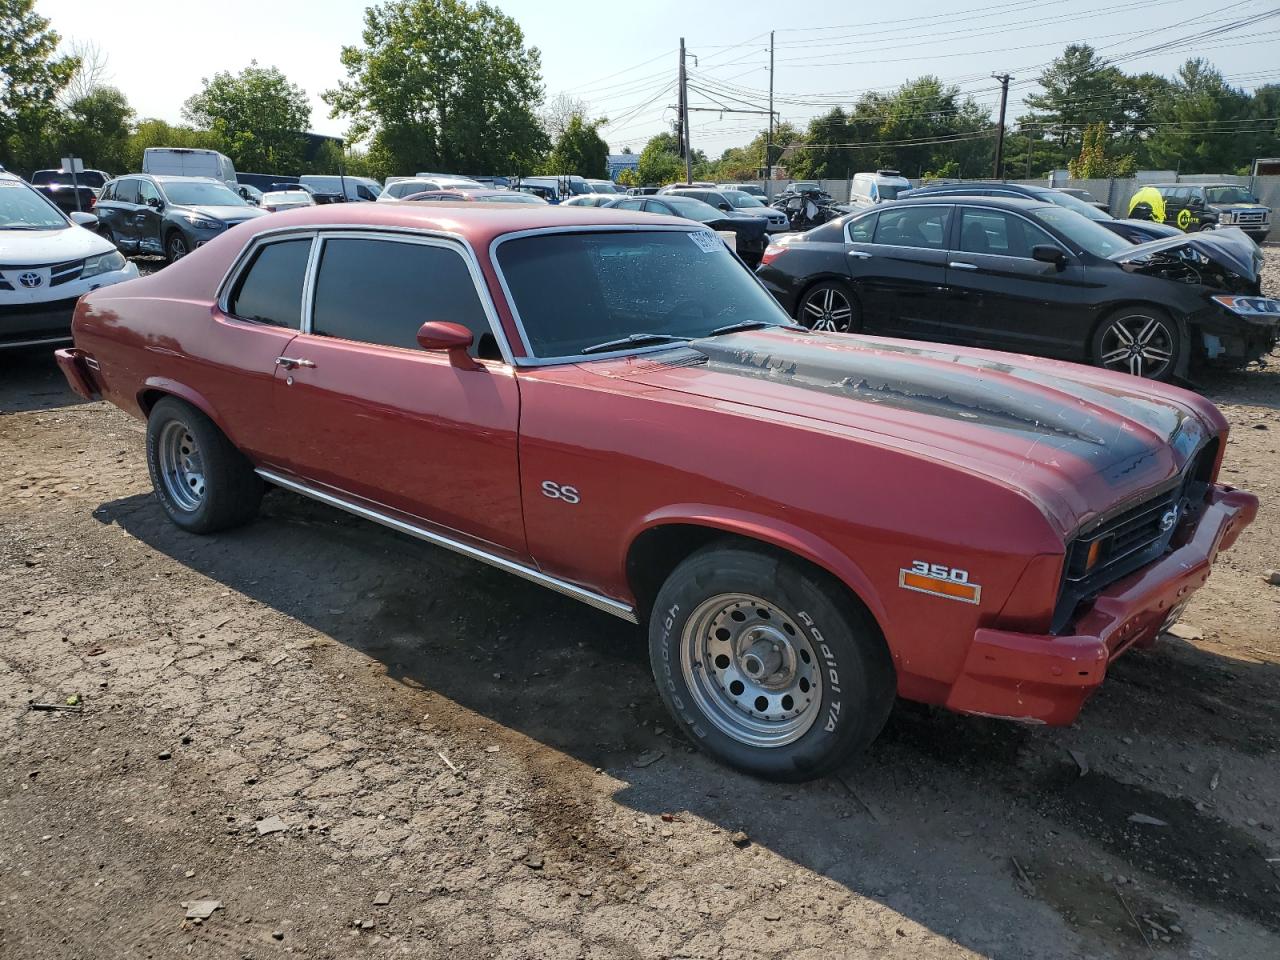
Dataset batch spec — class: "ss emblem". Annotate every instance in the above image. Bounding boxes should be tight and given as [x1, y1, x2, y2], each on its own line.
[541, 481, 581, 505]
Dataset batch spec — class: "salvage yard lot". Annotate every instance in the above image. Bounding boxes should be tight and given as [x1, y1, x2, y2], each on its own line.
[1, 255, 1278, 959]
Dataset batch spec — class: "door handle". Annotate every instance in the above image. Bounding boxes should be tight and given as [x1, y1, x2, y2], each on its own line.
[948, 261, 978, 271]
[847, 250, 872, 259]
[275, 356, 315, 369]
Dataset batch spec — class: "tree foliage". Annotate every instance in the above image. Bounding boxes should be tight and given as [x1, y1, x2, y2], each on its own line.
[183, 62, 311, 171]
[0, 0, 77, 170]
[64, 86, 134, 174]
[324, 0, 548, 175]
[1067, 122, 1135, 178]
[545, 113, 608, 178]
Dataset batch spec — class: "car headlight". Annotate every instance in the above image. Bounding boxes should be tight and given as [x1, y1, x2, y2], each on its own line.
[81, 249, 128, 278]
[183, 215, 224, 230]
[1212, 294, 1280, 324]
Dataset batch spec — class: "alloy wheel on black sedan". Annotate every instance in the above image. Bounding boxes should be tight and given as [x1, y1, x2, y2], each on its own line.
[1095, 311, 1179, 381]
[798, 282, 857, 333]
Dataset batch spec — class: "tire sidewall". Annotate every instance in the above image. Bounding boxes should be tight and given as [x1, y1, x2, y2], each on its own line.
[145, 399, 217, 532]
[166, 232, 188, 263]
[649, 547, 891, 781]
[796, 280, 860, 334]
[1091, 307, 1183, 382]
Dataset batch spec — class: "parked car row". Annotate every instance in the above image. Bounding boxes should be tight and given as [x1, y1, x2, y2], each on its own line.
[50, 199, 1261, 781]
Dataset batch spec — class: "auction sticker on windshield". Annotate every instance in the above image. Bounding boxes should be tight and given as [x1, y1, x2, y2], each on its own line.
[689, 231, 723, 253]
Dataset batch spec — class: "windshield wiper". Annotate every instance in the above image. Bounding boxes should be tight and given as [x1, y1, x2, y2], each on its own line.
[707, 320, 804, 336]
[581, 332, 692, 355]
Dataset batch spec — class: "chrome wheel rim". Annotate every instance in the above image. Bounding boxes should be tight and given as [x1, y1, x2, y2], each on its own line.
[801, 287, 853, 332]
[1099, 314, 1174, 379]
[157, 420, 206, 512]
[680, 594, 823, 748]
[169, 236, 188, 260]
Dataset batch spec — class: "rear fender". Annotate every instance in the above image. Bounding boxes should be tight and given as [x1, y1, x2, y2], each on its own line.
[137, 377, 239, 445]
[626, 504, 889, 631]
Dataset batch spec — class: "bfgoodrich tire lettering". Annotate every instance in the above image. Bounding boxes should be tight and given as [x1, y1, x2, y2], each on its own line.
[648, 542, 895, 781]
[145, 397, 263, 534]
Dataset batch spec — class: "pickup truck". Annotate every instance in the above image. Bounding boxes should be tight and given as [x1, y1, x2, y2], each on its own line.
[54, 203, 1258, 781]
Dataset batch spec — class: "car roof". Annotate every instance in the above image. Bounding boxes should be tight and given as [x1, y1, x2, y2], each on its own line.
[152, 175, 224, 184]
[892, 194, 1049, 210]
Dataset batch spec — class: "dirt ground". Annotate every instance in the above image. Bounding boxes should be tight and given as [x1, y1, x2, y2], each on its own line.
[1, 255, 1278, 960]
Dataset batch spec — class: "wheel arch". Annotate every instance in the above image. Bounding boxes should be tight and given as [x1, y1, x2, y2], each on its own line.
[137, 379, 242, 447]
[623, 507, 890, 634]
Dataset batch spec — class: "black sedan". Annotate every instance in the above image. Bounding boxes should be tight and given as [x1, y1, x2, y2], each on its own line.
[756, 195, 1278, 381]
[605, 194, 770, 266]
[901, 181, 1181, 245]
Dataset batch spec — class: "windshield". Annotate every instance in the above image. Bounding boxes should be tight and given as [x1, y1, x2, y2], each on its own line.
[0, 181, 68, 229]
[876, 183, 909, 200]
[590, 182, 619, 194]
[160, 180, 246, 207]
[1030, 205, 1128, 257]
[1028, 187, 1110, 221]
[724, 191, 765, 209]
[496, 230, 789, 357]
[659, 196, 722, 222]
[1206, 186, 1258, 204]
[566, 180, 591, 195]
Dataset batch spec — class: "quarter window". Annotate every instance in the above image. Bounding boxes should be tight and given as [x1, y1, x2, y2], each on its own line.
[311, 237, 497, 359]
[137, 180, 161, 205]
[873, 205, 951, 249]
[227, 238, 312, 329]
[847, 213, 877, 242]
[958, 209, 1057, 258]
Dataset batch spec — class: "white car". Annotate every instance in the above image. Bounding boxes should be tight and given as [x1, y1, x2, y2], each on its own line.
[377, 177, 484, 201]
[584, 178, 621, 195]
[260, 188, 315, 213]
[0, 171, 138, 350]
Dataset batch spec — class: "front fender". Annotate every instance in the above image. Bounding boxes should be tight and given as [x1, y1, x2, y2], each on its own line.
[625, 503, 891, 633]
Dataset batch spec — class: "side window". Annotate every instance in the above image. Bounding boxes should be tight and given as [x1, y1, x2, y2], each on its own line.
[847, 213, 877, 242]
[311, 238, 497, 359]
[873, 205, 951, 249]
[137, 180, 161, 206]
[356, 184, 376, 201]
[958, 209, 1055, 258]
[114, 179, 139, 204]
[99, 182, 116, 202]
[1170, 187, 1191, 203]
[614, 198, 645, 211]
[227, 238, 312, 329]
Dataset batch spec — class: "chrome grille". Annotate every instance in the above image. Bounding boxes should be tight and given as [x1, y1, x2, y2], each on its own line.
[1234, 210, 1266, 225]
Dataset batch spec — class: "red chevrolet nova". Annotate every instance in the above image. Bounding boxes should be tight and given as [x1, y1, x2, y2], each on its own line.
[55, 202, 1258, 781]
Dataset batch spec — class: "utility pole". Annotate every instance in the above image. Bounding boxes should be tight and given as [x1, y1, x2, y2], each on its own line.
[766, 30, 774, 182]
[679, 37, 691, 183]
[992, 72, 1011, 181]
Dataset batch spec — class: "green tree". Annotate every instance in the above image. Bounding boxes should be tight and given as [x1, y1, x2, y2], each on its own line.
[545, 113, 608, 178]
[324, 0, 548, 175]
[183, 62, 310, 171]
[63, 86, 134, 174]
[637, 131, 684, 184]
[1068, 122, 1135, 178]
[123, 119, 225, 172]
[0, 0, 77, 172]
[1142, 59, 1253, 173]
[1019, 44, 1125, 169]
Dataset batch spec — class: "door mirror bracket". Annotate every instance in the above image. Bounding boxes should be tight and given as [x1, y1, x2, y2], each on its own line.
[416, 321, 481, 370]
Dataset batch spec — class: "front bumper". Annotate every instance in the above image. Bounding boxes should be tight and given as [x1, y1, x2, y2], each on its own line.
[944, 485, 1258, 725]
[0, 262, 138, 349]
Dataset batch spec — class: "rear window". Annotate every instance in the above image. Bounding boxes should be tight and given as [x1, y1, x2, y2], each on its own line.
[227, 239, 312, 329]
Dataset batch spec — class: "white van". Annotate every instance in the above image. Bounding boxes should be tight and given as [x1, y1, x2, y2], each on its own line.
[142, 148, 238, 189]
[848, 169, 912, 209]
[299, 175, 382, 202]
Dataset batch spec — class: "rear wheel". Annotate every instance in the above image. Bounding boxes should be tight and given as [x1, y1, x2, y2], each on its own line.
[1092, 308, 1181, 381]
[648, 543, 895, 781]
[146, 397, 263, 533]
[796, 281, 859, 333]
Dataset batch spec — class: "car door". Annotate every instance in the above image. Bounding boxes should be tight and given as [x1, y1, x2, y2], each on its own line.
[134, 179, 166, 255]
[938, 205, 1087, 358]
[849, 203, 953, 338]
[265, 232, 526, 559]
[1164, 187, 1191, 231]
[105, 178, 140, 251]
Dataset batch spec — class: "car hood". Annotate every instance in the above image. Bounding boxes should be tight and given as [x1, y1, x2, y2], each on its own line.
[185, 204, 268, 222]
[602, 329, 1219, 537]
[0, 225, 114, 264]
[1109, 227, 1262, 293]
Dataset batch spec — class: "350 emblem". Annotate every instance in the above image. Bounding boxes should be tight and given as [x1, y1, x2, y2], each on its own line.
[908, 560, 969, 583]
[540, 481, 581, 504]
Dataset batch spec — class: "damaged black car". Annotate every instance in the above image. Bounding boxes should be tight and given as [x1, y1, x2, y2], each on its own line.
[756, 195, 1278, 382]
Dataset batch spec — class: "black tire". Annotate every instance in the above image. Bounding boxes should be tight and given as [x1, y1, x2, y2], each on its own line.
[1091, 306, 1182, 382]
[145, 397, 263, 533]
[165, 230, 190, 263]
[795, 280, 860, 333]
[648, 542, 895, 781]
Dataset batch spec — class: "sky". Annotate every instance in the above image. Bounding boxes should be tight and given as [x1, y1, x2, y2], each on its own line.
[35, 0, 1280, 160]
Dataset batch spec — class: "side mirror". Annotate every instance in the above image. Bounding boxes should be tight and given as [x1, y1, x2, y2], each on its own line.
[1031, 245, 1068, 270]
[69, 211, 99, 230]
[416, 321, 480, 370]
[718, 202, 731, 212]
[145, 196, 163, 210]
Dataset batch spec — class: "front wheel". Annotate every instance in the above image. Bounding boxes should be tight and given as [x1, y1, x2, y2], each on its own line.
[166, 231, 190, 263]
[648, 543, 895, 781]
[796, 281, 859, 333]
[1092, 308, 1182, 381]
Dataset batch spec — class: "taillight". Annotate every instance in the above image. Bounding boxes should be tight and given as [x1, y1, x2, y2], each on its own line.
[87, 195, 96, 210]
[760, 244, 784, 266]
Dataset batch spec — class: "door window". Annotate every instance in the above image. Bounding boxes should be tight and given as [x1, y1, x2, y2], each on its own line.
[873, 205, 951, 249]
[1170, 187, 1191, 203]
[846, 213, 877, 242]
[613, 198, 645, 211]
[227, 238, 312, 328]
[311, 237, 498, 359]
[958, 209, 1057, 258]
[137, 180, 161, 206]
[98, 182, 116, 202]
[114, 179, 139, 204]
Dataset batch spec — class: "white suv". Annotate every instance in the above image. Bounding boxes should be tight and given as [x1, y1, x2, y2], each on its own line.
[0, 172, 138, 350]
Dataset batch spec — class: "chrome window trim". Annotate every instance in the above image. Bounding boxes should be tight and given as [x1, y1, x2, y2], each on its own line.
[257, 468, 638, 623]
[216, 229, 318, 331]
[955, 204, 1071, 260]
[488, 223, 789, 367]
[214, 224, 515, 365]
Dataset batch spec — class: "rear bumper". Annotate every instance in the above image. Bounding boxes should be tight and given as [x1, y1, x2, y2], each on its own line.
[54, 347, 101, 400]
[944, 485, 1258, 725]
